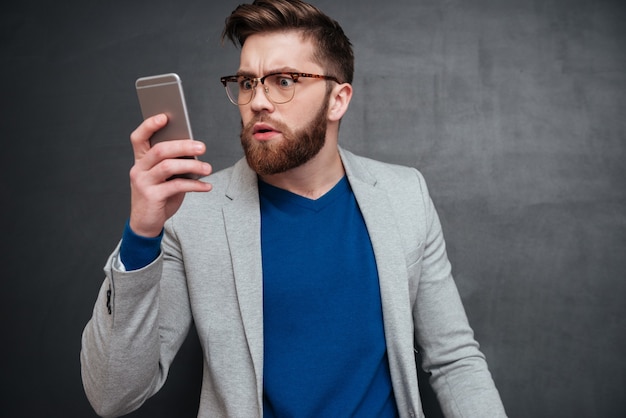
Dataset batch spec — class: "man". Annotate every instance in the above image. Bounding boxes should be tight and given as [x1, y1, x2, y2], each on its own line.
[81, 0, 507, 417]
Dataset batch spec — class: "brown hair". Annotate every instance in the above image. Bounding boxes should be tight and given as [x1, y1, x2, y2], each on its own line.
[222, 0, 354, 84]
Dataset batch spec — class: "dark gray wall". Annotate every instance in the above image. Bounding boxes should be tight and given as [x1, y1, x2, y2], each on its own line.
[2, 0, 625, 417]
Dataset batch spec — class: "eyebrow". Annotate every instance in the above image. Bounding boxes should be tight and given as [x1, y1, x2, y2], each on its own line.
[236, 67, 300, 78]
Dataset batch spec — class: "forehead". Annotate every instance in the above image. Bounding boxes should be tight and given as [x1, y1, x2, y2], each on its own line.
[239, 31, 319, 74]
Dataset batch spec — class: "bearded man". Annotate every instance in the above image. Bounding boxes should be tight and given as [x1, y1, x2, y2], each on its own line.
[81, 1, 507, 417]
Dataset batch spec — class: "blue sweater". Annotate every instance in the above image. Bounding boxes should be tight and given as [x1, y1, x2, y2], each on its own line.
[259, 177, 398, 417]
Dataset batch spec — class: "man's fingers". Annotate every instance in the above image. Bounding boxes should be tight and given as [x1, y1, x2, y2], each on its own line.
[130, 114, 169, 157]
[155, 158, 213, 183]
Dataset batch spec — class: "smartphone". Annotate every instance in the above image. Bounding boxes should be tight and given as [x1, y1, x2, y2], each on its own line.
[135, 73, 199, 179]
[136, 73, 194, 145]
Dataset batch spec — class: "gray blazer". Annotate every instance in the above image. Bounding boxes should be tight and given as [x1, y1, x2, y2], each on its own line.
[81, 148, 506, 418]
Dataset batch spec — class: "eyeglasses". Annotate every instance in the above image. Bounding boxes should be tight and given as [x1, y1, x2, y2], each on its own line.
[220, 72, 340, 106]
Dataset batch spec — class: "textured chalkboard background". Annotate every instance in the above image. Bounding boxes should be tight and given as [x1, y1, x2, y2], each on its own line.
[2, 0, 625, 417]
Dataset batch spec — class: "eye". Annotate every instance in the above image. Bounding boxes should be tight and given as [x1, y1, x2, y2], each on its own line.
[239, 78, 254, 91]
[274, 75, 295, 89]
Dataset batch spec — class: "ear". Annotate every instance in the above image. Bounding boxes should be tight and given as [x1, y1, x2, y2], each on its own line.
[327, 83, 353, 122]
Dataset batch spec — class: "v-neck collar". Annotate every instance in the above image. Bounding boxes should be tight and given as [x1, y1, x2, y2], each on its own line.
[258, 176, 349, 213]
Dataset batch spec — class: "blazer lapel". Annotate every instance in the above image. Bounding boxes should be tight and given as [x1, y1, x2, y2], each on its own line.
[340, 149, 418, 408]
[340, 149, 410, 302]
[222, 159, 265, 410]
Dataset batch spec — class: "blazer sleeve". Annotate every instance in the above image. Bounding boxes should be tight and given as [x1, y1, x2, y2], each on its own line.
[412, 170, 507, 417]
[80, 230, 193, 417]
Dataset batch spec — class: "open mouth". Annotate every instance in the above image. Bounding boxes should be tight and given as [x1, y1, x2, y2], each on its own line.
[252, 123, 281, 140]
[253, 123, 277, 134]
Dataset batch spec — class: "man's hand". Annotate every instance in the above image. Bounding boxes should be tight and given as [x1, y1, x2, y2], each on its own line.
[128, 113, 213, 237]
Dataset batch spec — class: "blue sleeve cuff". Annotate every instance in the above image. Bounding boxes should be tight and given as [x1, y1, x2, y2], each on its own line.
[119, 220, 164, 271]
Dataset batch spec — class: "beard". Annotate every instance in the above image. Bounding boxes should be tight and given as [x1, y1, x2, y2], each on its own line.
[240, 99, 329, 176]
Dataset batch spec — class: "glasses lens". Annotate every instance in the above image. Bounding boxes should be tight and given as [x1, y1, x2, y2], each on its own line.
[264, 74, 296, 104]
[225, 74, 296, 105]
[225, 78, 252, 105]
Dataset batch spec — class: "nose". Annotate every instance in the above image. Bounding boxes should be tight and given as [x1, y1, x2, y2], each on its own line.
[249, 80, 274, 112]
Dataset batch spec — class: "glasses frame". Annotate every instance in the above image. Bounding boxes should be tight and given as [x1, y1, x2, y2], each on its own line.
[220, 72, 340, 106]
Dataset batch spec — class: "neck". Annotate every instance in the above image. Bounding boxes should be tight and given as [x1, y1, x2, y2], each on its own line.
[259, 141, 344, 200]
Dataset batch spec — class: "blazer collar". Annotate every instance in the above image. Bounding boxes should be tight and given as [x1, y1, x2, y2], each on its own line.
[339, 148, 418, 405]
[222, 158, 264, 412]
